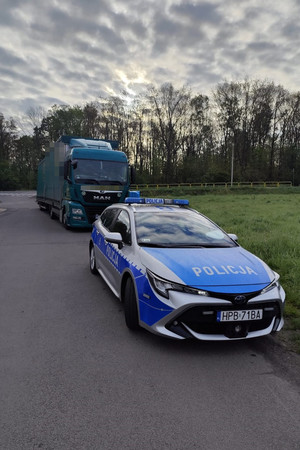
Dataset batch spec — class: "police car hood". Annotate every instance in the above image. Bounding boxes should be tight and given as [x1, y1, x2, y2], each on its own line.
[140, 246, 274, 294]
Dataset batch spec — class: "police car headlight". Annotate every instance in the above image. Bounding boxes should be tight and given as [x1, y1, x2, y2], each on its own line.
[261, 271, 280, 294]
[147, 270, 208, 299]
[72, 208, 84, 215]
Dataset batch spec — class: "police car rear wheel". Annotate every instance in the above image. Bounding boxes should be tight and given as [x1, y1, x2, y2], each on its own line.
[124, 278, 139, 330]
[89, 245, 98, 275]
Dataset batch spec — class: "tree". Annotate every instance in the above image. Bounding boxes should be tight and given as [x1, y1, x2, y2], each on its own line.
[179, 94, 215, 182]
[10, 136, 40, 188]
[0, 114, 17, 162]
[82, 103, 100, 138]
[39, 104, 84, 142]
[146, 83, 191, 183]
[1, 79, 300, 189]
[97, 96, 126, 143]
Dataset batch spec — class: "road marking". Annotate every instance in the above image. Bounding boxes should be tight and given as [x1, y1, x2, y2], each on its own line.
[0, 192, 36, 197]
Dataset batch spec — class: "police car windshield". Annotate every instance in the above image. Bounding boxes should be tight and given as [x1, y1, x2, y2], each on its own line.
[135, 211, 236, 248]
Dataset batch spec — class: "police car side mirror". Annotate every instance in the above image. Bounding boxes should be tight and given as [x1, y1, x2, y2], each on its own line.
[228, 233, 238, 242]
[105, 232, 123, 249]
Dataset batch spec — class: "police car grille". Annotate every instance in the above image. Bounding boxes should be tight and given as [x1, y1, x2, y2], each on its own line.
[170, 301, 281, 335]
[208, 290, 261, 304]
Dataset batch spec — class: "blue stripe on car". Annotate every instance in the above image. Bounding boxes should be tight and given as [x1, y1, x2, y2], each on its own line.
[93, 229, 173, 326]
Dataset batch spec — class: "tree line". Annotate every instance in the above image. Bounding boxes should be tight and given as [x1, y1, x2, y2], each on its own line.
[1, 79, 300, 190]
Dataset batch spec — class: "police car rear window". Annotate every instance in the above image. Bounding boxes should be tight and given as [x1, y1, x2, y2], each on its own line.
[134, 211, 236, 248]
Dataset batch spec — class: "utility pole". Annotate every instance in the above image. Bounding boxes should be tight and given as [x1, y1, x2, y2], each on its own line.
[230, 144, 234, 187]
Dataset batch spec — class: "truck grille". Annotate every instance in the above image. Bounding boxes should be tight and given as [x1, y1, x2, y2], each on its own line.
[83, 191, 122, 204]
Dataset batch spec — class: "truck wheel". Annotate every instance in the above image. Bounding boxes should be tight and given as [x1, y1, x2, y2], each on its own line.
[39, 203, 47, 211]
[62, 210, 70, 229]
[124, 278, 139, 330]
[89, 244, 98, 275]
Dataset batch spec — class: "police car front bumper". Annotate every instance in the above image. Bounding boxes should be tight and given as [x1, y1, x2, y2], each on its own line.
[143, 287, 285, 341]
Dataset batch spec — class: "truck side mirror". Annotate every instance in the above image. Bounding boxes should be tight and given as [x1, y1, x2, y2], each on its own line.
[64, 161, 72, 183]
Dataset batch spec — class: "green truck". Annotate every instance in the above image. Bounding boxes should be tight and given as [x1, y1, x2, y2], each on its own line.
[36, 135, 138, 228]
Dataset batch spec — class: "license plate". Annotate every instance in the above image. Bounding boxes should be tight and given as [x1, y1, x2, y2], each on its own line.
[217, 309, 263, 322]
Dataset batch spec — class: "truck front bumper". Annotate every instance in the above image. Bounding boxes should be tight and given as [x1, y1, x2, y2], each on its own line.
[63, 202, 91, 228]
[63, 201, 110, 228]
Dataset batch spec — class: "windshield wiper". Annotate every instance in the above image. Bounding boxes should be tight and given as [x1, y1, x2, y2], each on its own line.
[139, 243, 204, 248]
[170, 244, 205, 248]
[198, 243, 234, 248]
[139, 242, 234, 249]
[138, 242, 171, 248]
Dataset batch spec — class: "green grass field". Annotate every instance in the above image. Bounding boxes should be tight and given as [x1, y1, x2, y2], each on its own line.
[140, 187, 300, 352]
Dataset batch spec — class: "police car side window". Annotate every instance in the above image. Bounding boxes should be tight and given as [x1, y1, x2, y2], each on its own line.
[101, 208, 118, 231]
[112, 210, 131, 245]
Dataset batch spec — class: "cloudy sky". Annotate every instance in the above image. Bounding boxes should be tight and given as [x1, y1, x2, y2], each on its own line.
[0, 0, 299, 121]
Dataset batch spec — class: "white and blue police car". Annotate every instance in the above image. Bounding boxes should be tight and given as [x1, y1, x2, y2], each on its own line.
[89, 198, 285, 340]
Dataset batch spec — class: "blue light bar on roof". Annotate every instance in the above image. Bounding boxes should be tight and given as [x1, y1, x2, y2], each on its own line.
[125, 197, 145, 204]
[145, 198, 164, 204]
[173, 199, 189, 205]
[125, 197, 189, 206]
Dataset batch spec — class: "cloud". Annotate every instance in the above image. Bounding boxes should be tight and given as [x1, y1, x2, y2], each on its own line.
[170, 1, 222, 24]
[0, 0, 299, 122]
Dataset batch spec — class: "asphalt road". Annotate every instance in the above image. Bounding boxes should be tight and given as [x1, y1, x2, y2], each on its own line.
[0, 192, 300, 450]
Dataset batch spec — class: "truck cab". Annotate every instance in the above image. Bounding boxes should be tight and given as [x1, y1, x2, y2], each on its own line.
[37, 136, 137, 229]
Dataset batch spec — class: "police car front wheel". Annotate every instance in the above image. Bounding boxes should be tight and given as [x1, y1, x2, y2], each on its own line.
[124, 278, 139, 330]
[89, 244, 98, 275]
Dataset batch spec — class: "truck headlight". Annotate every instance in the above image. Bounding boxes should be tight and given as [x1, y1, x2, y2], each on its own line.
[72, 208, 84, 215]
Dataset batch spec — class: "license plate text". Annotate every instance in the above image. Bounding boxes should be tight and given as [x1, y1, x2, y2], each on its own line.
[217, 309, 263, 322]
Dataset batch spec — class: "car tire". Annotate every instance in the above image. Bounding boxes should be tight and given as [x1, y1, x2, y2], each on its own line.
[124, 277, 139, 330]
[89, 244, 98, 275]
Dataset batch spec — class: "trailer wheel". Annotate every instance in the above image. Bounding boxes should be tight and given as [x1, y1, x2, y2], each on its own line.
[38, 203, 47, 211]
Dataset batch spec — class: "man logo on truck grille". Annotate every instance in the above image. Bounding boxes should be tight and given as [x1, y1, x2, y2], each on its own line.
[93, 195, 111, 201]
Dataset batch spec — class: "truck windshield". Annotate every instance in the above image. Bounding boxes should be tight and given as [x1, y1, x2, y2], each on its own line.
[73, 159, 128, 185]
